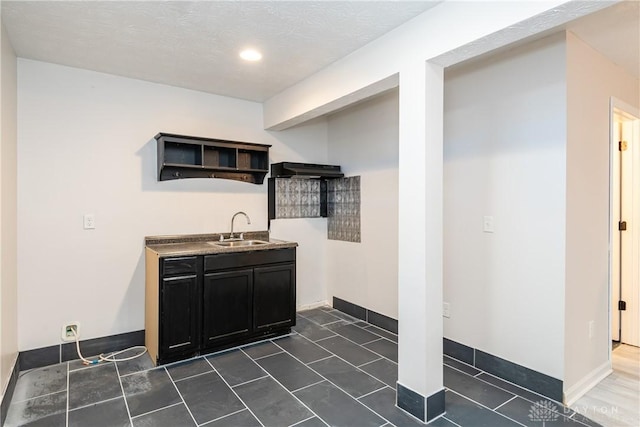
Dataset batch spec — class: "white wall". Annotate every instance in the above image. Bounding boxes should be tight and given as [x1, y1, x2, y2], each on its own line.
[264, 0, 600, 130]
[1, 17, 18, 396]
[261, 0, 600, 405]
[326, 90, 399, 319]
[17, 60, 328, 350]
[564, 31, 639, 393]
[443, 34, 567, 379]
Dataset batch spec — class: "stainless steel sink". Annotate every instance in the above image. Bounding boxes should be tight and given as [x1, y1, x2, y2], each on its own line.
[209, 240, 269, 247]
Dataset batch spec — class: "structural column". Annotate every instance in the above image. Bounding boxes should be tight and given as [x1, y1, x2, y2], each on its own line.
[396, 60, 444, 422]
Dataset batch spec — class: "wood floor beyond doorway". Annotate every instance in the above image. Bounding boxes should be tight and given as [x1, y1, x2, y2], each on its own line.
[571, 344, 640, 426]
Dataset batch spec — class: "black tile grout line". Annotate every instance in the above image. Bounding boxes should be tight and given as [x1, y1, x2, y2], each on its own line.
[230, 375, 271, 389]
[65, 360, 70, 427]
[270, 336, 407, 427]
[325, 311, 361, 324]
[362, 327, 399, 343]
[202, 355, 267, 427]
[236, 347, 329, 427]
[352, 323, 398, 341]
[289, 379, 326, 394]
[251, 350, 285, 361]
[113, 358, 134, 427]
[164, 366, 200, 426]
[8, 388, 66, 405]
[436, 356, 593, 427]
[306, 327, 398, 366]
[425, 413, 448, 427]
[357, 357, 390, 368]
[288, 415, 318, 427]
[317, 319, 344, 327]
[296, 310, 342, 327]
[198, 407, 248, 427]
[171, 367, 217, 384]
[492, 395, 519, 411]
[129, 402, 183, 420]
[309, 334, 336, 343]
[471, 368, 569, 411]
[355, 384, 389, 400]
[442, 415, 463, 427]
[303, 354, 334, 365]
[443, 353, 569, 409]
[443, 363, 520, 411]
[361, 337, 385, 346]
[68, 395, 123, 413]
[362, 324, 398, 336]
[118, 367, 153, 378]
[294, 330, 396, 381]
[297, 312, 398, 353]
[445, 388, 527, 427]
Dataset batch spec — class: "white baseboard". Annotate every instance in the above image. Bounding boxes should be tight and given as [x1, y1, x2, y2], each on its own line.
[297, 300, 329, 311]
[563, 361, 612, 406]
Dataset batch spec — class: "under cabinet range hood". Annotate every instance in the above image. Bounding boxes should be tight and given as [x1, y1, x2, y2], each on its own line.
[270, 162, 344, 179]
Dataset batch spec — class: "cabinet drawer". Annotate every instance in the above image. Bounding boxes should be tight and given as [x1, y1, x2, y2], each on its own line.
[205, 248, 295, 272]
[162, 256, 198, 276]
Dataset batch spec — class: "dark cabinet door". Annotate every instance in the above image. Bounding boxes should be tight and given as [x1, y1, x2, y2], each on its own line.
[202, 269, 253, 347]
[253, 263, 296, 332]
[160, 275, 199, 358]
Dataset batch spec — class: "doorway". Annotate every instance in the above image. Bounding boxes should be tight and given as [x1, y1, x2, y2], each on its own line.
[610, 98, 640, 348]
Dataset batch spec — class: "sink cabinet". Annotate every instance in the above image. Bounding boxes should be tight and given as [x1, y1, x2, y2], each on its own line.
[158, 256, 201, 361]
[254, 264, 296, 332]
[202, 269, 253, 348]
[145, 247, 296, 365]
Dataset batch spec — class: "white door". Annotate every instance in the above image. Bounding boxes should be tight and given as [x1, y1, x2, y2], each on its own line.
[611, 104, 640, 347]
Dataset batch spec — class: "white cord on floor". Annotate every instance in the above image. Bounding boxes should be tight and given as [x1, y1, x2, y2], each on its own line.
[72, 328, 147, 365]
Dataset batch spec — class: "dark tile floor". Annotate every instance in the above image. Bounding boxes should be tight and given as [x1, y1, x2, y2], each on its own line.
[5, 307, 600, 427]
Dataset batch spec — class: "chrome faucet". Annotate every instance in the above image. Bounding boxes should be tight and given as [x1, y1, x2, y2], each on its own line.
[229, 211, 251, 240]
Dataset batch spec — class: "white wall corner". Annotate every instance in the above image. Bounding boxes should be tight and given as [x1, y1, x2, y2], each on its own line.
[563, 361, 612, 406]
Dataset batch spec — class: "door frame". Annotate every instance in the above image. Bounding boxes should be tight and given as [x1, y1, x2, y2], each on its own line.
[608, 97, 640, 356]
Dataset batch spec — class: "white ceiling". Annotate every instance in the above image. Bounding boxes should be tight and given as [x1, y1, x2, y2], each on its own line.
[1, 1, 637, 104]
[1, 1, 440, 102]
[567, 0, 639, 78]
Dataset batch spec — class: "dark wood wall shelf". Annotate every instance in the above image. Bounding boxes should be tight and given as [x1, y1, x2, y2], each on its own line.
[155, 133, 270, 184]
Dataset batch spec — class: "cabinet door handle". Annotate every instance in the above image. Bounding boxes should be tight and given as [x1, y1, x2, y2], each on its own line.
[168, 341, 192, 349]
[163, 274, 197, 281]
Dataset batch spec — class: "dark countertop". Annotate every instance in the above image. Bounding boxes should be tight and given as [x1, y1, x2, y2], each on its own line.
[145, 231, 298, 257]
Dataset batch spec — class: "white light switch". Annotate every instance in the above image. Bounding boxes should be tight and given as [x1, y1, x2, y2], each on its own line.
[443, 302, 451, 318]
[483, 216, 494, 233]
[83, 214, 95, 229]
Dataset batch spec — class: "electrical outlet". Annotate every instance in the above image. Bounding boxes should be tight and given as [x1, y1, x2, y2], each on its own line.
[588, 320, 595, 340]
[61, 322, 80, 342]
[83, 214, 95, 230]
[483, 216, 494, 233]
[443, 302, 451, 318]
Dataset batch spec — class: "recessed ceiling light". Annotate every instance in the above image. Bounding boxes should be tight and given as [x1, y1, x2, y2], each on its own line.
[239, 49, 262, 62]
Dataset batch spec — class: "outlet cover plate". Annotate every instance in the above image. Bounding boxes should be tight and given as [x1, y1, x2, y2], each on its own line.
[61, 322, 80, 342]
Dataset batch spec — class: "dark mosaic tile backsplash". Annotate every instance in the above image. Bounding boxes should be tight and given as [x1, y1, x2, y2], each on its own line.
[328, 176, 361, 243]
[274, 178, 321, 218]
[273, 176, 361, 243]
